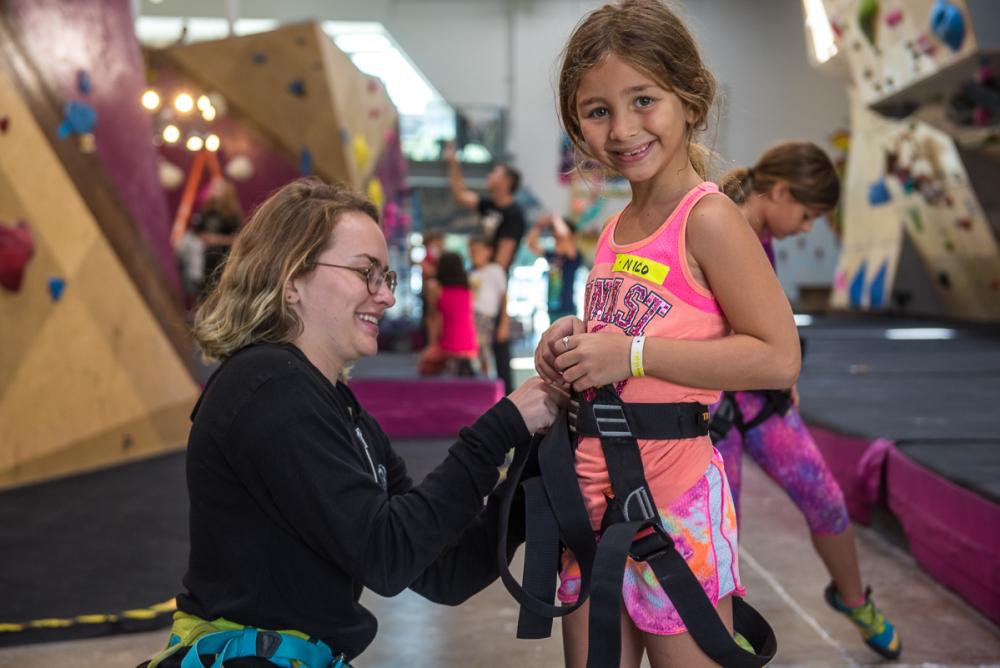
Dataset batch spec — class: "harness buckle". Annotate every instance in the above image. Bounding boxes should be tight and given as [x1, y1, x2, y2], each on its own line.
[628, 524, 675, 562]
[592, 402, 632, 438]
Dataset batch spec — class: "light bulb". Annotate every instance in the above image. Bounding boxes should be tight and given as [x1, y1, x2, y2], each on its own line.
[205, 134, 220, 152]
[162, 124, 180, 143]
[174, 93, 194, 113]
[141, 90, 161, 110]
[186, 135, 204, 152]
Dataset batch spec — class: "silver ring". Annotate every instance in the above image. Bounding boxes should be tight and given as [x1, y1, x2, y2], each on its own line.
[561, 336, 570, 352]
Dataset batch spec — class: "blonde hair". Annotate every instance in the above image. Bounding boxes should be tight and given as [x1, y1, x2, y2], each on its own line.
[194, 177, 379, 361]
[558, 0, 717, 178]
[720, 141, 840, 209]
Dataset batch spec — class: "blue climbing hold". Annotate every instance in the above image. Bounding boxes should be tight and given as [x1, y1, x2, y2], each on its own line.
[57, 101, 97, 139]
[299, 147, 313, 175]
[849, 262, 867, 308]
[930, 0, 965, 52]
[48, 276, 66, 302]
[289, 79, 306, 97]
[252, 51, 267, 64]
[77, 70, 91, 95]
[869, 260, 888, 308]
[868, 179, 891, 206]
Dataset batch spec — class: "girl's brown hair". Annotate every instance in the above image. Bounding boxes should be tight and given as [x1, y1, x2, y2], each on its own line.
[194, 177, 379, 361]
[720, 141, 840, 209]
[558, 0, 717, 177]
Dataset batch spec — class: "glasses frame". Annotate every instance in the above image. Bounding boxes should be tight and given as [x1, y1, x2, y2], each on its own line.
[313, 260, 397, 295]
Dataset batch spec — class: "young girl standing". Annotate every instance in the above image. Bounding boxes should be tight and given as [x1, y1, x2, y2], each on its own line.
[534, 2, 800, 665]
[715, 141, 900, 659]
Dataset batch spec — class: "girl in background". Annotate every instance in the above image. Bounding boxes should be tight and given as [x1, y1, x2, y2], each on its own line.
[535, 1, 800, 665]
[715, 141, 900, 660]
[422, 251, 479, 376]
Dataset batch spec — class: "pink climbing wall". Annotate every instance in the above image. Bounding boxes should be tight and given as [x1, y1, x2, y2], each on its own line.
[5, 0, 181, 295]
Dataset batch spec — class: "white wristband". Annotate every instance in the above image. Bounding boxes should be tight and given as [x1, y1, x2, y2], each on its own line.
[630, 336, 646, 377]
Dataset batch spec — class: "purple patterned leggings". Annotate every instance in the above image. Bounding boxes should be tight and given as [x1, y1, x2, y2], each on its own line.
[713, 391, 849, 535]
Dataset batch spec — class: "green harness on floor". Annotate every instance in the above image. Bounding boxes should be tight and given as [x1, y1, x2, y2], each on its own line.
[142, 611, 349, 668]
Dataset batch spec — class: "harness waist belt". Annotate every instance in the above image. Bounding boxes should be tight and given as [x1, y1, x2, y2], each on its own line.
[570, 398, 710, 440]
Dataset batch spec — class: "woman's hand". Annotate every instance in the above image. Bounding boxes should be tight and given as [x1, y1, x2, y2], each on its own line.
[534, 316, 585, 385]
[554, 332, 631, 392]
[506, 376, 568, 434]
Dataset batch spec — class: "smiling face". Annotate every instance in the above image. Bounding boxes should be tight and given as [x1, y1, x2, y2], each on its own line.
[288, 210, 395, 377]
[575, 53, 695, 185]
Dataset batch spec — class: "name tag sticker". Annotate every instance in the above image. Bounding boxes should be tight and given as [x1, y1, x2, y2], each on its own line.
[612, 254, 670, 285]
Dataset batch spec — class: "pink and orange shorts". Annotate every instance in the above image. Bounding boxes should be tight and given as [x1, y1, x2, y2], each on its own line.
[556, 448, 745, 635]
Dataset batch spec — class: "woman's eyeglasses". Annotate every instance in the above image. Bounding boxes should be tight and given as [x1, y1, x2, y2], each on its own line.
[314, 260, 398, 295]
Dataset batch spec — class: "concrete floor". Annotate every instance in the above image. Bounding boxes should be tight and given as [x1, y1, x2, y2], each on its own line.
[1, 459, 997, 668]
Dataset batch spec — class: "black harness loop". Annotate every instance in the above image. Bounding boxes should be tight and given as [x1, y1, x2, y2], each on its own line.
[498, 385, 777, 667]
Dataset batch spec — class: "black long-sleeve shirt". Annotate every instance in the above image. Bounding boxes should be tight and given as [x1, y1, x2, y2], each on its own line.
[176, 343, 529, 660]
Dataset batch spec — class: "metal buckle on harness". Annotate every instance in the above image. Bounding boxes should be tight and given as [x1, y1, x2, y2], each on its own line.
[592, 402, 632, 438]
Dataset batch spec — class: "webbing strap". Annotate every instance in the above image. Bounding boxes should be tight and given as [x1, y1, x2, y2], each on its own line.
[179, 628, 342, 668]
[516, 477, 560, 638]
[571, 395, 709, 440]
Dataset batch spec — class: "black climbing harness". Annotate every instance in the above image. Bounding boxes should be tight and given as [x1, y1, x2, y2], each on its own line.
[709, 390, 794, 443]
[498, 385, 777, 667]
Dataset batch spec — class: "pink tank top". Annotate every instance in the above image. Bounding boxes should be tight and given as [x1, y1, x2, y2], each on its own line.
[576, 182, 730, 527]
[438, 285, 478, 356]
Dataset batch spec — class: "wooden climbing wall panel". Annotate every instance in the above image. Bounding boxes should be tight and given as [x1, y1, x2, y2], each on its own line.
[0, 65, 199, 488]
[832, 93, 1000, 319]
[160, 22, 399, 191]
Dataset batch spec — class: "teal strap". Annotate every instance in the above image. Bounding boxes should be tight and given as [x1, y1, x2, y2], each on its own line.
[179, 628, 343, 668]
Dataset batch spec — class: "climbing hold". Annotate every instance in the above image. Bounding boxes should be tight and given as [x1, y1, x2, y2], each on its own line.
[885, 9, 903, 27]
[869, 260, 888, 308]
[858, 0, 880, 48]
[367, 178, 385, 212]
[353, 135, 371, 172]
[48, 276, 66, 301]
[0, 219, 35, 292]
[930, 0, 965, 52]
[914, 34, 936, 55]
[0, 115, 9, 133]
[937, 271, 952, 289]
[956, 217, 973, 231]
[868, 179, 891, 206]
[77, 69, 91, 95]
[849, 261, 867, 307]
[299, 146, 313, 175]
[251, 51, 267, 64]
[908, 208, 923, 232]
[289, 79, 306, 97]
[57, 101, 97, 139]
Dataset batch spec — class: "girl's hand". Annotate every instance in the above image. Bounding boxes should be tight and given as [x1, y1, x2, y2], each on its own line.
[554, 332, 631, 392]
[534, 316, 585, 385]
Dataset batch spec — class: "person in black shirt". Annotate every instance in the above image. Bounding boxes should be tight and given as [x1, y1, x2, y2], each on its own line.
[140, 178, 563, 668]
[444, 142, 526, 393]
[190, 178, 244, 299]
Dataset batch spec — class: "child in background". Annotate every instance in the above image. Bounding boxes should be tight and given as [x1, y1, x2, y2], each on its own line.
[422, 251, 478, 377]
[527, 214, 583, 323]
[534, 1, 800, 665]
[714, 140, 900, 659]
[468, 236, 508, 377]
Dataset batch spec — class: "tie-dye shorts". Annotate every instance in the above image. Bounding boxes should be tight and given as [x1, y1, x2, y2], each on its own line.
[556, 448, 745, 635]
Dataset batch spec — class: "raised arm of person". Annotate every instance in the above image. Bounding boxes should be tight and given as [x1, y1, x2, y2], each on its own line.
[526, 215, 552, 256]
[538, 195, 800, 392]
[444, 142, 480, 210]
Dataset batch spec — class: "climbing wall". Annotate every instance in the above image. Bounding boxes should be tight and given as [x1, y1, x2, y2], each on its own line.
[0, 64, 199, 488]
[816, 0, 1000, 320]
[158, 22, 398, 194]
